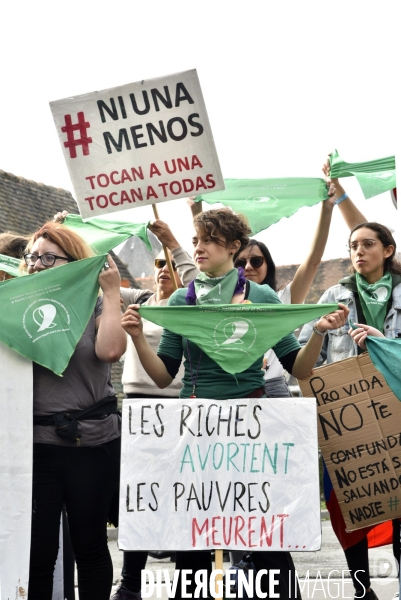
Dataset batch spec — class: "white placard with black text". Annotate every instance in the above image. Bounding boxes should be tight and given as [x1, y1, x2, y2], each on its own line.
[50, 69, 224, 219]
[118, 397, 321, 551]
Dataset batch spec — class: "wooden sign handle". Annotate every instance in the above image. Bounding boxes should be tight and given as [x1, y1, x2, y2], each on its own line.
[152, 204, 178, 291]
[214, 548, 224, 600]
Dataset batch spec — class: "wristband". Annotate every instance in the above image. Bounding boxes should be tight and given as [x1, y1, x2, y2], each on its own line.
[313, 323, 327, 337]
[334, 192, 348, 205]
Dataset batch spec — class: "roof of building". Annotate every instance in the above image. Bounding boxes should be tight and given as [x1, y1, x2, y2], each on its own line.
[0, 169, 79, 234]
[0, 168, 138, 288]
[0, 168, 140, 402]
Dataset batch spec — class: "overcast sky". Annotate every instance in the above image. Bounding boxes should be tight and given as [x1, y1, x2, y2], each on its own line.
[1, 1, 399, 266]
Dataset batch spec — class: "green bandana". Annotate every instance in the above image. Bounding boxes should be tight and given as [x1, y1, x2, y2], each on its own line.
[367, 337, 401, 402]
[330, 149, 396, 200]
[64, 214, 152, 254]
[195, 178, 328, 234]
[356, 272, 392, 330]
[0, 255, 106, 375]
[139, 303, 338, 374]
[0, 254, 23, 278]
[194, 269, 238, 305]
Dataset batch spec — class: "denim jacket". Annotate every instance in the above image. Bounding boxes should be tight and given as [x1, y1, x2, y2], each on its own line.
[298, 281, 401, 366]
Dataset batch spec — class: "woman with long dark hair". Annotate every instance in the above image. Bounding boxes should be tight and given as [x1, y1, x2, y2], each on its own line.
[299, 221, 401, 600]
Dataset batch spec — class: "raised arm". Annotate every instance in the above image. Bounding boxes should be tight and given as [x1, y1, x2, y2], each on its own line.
[148, 219, 181, 251]
[187, 195, 202, 217]
[148, 218, 198, 285]
[121, 305, 173, 388]
[290, 189, 336, 304]
[290, 158, 368, 305]
[95, 255, 127, 362]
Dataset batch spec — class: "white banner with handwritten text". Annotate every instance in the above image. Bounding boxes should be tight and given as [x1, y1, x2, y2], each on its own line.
[118, 397, 321, 551]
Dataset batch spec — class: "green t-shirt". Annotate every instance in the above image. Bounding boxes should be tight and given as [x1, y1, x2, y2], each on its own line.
[158, 281, 301, 399]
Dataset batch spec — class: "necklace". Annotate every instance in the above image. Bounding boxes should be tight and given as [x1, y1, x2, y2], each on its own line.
[186, 340, 202, 398]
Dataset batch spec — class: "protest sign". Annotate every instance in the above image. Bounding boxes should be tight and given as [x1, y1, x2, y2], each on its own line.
[0, 345, 32, 599]
[118, 397, 321, 551]
[50, 70, 224, 220]
[299, 353, 401, 531]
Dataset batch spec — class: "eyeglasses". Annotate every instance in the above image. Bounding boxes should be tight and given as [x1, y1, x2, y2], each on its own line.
[234, 256, 265, 269]
[24, 253, 71, 267]
[154, 258, 177, 271]
[347, 240, 382, 253]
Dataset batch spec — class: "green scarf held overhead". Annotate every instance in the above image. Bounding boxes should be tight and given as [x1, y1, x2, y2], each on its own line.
[139, 303, 338, 374]
[0, 255, 107, 375]
[330, 149, 396, 200]
[0, 254, 23, 278]
[194, 269, 239, 305]
[64, 214, 152, 254]
[366, 337, 401, 402]
[356, 272, 392, 331]
[195, 178, 328, 234]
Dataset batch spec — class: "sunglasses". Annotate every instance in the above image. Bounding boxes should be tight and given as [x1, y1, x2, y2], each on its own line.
[234, 256, 265, 269]
[154, 258, 177, 271]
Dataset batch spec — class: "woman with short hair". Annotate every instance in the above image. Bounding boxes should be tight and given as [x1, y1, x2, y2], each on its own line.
[122, 206, 348, 599]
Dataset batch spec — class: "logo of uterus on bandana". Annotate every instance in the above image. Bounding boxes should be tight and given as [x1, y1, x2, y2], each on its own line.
[213, 316, 257, 357]
[23, 298, 70, 342]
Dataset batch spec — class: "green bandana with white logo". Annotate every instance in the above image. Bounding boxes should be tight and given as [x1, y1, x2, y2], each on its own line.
[356, 272, 392, 331]
[194, 269, 239, 305]
[0, 255, 106, 375]
[139, 302, 339, 374]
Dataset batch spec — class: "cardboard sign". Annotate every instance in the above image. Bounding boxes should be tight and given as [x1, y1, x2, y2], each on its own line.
[118, 397, 321, 551]
[299, 353, 401, 531]
[50, 70, 224, 219]
[0, 345, 32, 599]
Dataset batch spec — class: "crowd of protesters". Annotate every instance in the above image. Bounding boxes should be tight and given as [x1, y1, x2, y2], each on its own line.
[1, 158, 399, 600]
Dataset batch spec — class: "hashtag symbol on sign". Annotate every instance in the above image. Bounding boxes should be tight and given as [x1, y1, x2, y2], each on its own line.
[61, 112, 92, 159]
[387, 496, 400, 511]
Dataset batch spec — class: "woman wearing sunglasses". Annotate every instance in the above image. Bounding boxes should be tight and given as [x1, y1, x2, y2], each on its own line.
[122, 206, 348, 599]
[234, 160, 366, 399]
[23, 222, 126, 600]
[113, 219, 198, 600]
